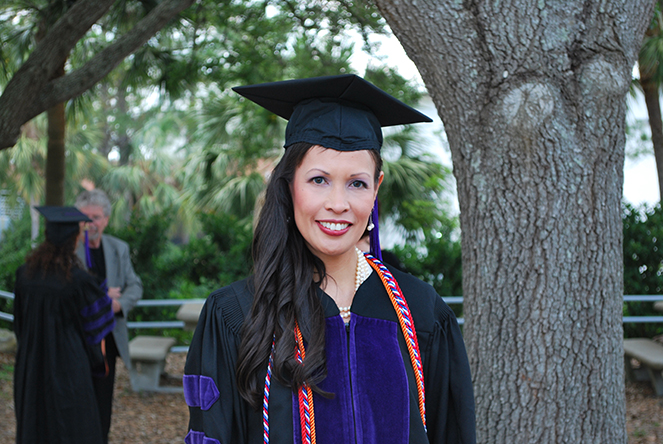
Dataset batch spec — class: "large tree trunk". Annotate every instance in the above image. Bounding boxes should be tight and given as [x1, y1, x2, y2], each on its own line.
[116, 88, 133, 166]
[45, 63, 66, 206]
[44, 101, 66, 206]
[376, 1, 653, 442]
[30, 195, 40, 245]
[639, 68, 663, 202]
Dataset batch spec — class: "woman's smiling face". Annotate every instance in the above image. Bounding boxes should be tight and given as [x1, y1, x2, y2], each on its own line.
[290, 145, 383, 264]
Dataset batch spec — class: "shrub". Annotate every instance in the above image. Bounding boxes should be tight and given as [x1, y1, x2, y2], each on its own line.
[623, 203, 663, 338]
[0, 208, 33, 330]
[394, 218, 463, 318]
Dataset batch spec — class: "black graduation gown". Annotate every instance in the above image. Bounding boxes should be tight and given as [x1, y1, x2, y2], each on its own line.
[13, 264, 116, 444]
[184, 266, 476, 444]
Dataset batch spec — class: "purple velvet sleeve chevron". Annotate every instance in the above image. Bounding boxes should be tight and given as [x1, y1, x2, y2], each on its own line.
[183, 374, 220, 411]
[80, 294, 112, 317]
[83, 307, 115, 332]
[185, 429, 221, 444]
[81, 295, 115, 345]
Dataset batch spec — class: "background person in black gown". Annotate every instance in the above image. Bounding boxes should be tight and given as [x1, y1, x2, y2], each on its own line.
[75, 189, 143, 444]
[13, 206, 116, 443]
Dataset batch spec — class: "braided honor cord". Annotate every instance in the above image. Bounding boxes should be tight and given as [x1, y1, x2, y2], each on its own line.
[262, 324, 317, 444]
[263, 337, 275, 444]
[365, 253, 427, 431]
[295, 320, 316, 444]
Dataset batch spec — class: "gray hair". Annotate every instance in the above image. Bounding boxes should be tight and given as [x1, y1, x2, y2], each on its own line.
[75, 189, 112, 217]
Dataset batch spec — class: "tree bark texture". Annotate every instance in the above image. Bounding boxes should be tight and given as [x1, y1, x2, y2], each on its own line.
[639, 73, 663, 201]
[45, 101, 66, 206]
[45, 61, 66, 207]
[0, 0, 195, 150]
[375, 1, 654, 443]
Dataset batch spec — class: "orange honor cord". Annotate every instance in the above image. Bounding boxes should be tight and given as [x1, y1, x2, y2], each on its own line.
[101, 338, 110, 377]
[295, 320, 316, 444]
[365, 254, 427, 431]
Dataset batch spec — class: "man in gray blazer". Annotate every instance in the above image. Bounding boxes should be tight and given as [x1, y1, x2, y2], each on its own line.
[75, 189, 143, 444]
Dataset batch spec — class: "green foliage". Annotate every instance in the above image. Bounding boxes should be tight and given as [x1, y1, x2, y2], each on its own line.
[365, 65, 425, 105]
[178, 212, 253, 288]
[0, 362, 13, 382]
[623, 203, 663, 338]
[104, 209, 187, 342]
[380, 154, 453, 241]
[393, 215, 463, 316]
[103, 209, 252, 343]
[625, 117, 653, 161]
[0, 207, 34, 329]
[637, 0, 663, 84]
[106, 209, 174, 298]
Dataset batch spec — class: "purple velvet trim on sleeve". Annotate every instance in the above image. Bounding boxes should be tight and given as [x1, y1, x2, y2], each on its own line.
[185, 429, 221, 444]
[81, 295, 115, 345]
[369, 198, 382, 261]
[83, 306, 115, 332]
[183, 374, 220, 411]
[80, 294, 112, 317]
[84, 314, 116, 345]
[350, 314, 409, 444]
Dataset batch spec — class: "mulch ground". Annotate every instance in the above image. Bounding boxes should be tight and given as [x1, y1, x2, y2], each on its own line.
[1, 351, 663, 443]
[0, 351, 189, 443]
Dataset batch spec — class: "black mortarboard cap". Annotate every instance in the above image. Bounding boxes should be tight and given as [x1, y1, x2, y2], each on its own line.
[36, 206, 91, 246]
[232, 74, 432, 151]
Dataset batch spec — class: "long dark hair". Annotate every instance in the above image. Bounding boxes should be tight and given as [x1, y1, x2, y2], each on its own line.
[237, 142, 382, 408]
[25, 230, 82, 281]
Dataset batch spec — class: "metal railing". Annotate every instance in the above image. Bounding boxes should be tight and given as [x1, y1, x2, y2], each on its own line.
[0, 290, 13, 322]
[622, 295, 663, 323]
[0, 292, 207, 353]
[2, 291, 663, 328]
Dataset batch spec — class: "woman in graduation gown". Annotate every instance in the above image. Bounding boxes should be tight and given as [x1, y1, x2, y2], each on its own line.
[13, 206, 116, 444]
[184, 75, 476, 444]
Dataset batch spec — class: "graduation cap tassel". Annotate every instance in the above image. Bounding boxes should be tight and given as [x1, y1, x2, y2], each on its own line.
[85, 230, 93, 269]
[369, 198, 382, 261]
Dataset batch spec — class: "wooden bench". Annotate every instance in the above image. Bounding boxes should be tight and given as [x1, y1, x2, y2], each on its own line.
[176, 302, 204, 331]
[0, 328, 16, 353]
[128, 335, 180, 393]
[624, 338, 663, 396]
[654, 301, 663, 313]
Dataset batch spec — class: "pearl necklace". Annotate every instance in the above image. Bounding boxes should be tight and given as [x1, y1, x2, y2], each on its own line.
[338, 248, 372, 322]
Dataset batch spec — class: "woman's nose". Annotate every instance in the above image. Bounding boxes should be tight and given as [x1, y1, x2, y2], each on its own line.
[325, 185, 350, 213]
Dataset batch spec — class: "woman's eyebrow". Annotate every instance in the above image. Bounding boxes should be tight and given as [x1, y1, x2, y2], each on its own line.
[305, 167, 330, 175]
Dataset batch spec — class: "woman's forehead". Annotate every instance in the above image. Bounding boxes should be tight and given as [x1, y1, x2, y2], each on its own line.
[299, 145, 377, 172]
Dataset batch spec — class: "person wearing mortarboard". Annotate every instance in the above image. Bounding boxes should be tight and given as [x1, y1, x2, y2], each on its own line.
[74, 188, 143, 444]
[183, 74, 476, 444]
[13, 206, 116, 443]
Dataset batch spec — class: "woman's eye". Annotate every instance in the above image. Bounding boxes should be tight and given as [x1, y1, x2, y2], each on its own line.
[312, 177, 325, 185]
[351, 180, 368, 189]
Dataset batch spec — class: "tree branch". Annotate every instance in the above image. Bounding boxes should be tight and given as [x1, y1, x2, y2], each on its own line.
[0, 0, 117, 149]
[36, 0, 196, 113]
[0, 0, 195, 150]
